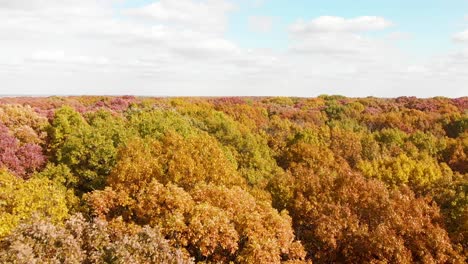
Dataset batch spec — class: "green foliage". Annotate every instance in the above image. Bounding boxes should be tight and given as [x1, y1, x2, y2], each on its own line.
[408, 131, 446, 156]
[180, 106, 279, 186]
[324, 99, 345, 120]
[47, 106, 87, 151]
[375, 127, 408, 148]
[127, 109, 196, 139]
[445, 115, 468, 138]
[85, 109, 133, 146]
[428, 173, 468, 249]
[360, 133, 381, 160]
[48, 107, 131, 193]
[37, 163, 78, 188]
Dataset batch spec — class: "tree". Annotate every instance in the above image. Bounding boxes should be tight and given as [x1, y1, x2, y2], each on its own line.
[358, 153, 451, 189]
[0, 104, 48, 145]
[0, 96, 466, 263]
[107, 132, 244, 192]
[0, 170, 69, 237]
[86, 130, 306, 263]
[0, 124, 46, 178]
[48, 107, 131, 193]
[178, 105, 280, 187]
[273, 165, 464, 263]
[427, 173, 468, 251]
[0, 214, 193, 264]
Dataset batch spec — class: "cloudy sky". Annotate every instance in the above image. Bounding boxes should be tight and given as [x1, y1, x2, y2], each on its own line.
[1, 0, 467, 97]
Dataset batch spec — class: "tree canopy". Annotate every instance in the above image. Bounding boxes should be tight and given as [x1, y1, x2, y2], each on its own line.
[0, 96, 466, 263]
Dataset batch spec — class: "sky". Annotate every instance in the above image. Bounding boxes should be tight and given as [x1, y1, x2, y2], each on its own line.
[0, 0, 467, 97]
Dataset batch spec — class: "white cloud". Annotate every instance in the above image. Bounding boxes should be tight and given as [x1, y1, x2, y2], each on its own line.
[287, 16, 397, 63]
[30, 50, 110, 65]
[0, 0, 253, 96]
[0, 2, 465, 97]
[171, 37, 241, 57]
[289, 32, 376, 55]
[453, 29, 468, 42]
[0, 0, 241, 61]
[125, 0, 234, 33]
[248, 16, 274, 33]
[286, 16, 398, 67]
[0, 0, 78, 9]
[406, 65, 429, 74]
[385, 31, 412, 41]
[290, 16, 392, 34]
[0, 0, 119, 11]
[279, 15, 468, 97]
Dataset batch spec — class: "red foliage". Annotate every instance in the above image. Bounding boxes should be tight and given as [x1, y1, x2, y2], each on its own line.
[451, 97, 468, 112]
[211, 97, 246, 105]
[0, 124, 46, 178]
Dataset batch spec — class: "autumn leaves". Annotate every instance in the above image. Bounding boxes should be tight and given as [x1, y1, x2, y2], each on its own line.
[0, 96, 466, 263]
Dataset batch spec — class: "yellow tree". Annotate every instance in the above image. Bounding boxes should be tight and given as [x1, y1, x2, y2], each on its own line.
[0, 170, 69, 237]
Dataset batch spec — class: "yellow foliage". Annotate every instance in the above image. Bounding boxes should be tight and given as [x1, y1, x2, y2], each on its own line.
[0, 170, 69, 237]
[358, 153, 451, 187]
[108, 132, 245, 192]
[0, 104, 48, 144]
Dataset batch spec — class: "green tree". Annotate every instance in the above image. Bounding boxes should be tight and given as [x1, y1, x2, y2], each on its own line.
[48, 107, 131, 193]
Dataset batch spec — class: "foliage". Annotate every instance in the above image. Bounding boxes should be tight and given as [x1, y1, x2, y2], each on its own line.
[0, 124, 46, 178]
[271, 165, 464, 263]
[427, 173, 468, 250]
[178, 105, 279, 187]
[87, 133, 305, 263]
[0, 96, 466, 263]
[126, 109, 196, 139]
[358, 153, 451, 188]
[0, 104, 48, 144]
[0, 170, 69, 237]
[47, 107, 131, 193]
[0, 214, 193, 264]
[107, 132, 244, 192]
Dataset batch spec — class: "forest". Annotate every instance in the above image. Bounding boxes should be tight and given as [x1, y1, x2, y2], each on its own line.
[0, 95, 466, 263]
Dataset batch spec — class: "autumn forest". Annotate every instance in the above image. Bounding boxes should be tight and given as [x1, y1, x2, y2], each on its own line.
[0, 96, 466, 263]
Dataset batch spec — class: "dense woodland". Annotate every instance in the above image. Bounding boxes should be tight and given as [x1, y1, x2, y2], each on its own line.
[0, 95, 466, 263]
